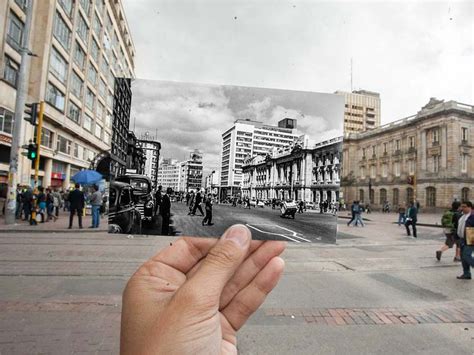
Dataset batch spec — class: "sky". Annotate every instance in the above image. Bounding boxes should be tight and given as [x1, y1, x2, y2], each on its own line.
[130, 79, 343, 175]
[122, 0, 473, 125]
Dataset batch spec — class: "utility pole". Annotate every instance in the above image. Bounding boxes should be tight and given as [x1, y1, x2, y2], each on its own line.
[5, 0, 35, 225]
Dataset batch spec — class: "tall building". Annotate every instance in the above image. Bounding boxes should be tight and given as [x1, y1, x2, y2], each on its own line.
[220, 118, 299, 199]
[242, 136, 342, 203]
[0, 0, 135, 187]
[341, 98, 474, 211]
[157, 158, 180, 192]
[138, 132, 161, 188]
[335, 90, 380, 133]
[157, 150, 203, 193]
[125, 131, 145, 175]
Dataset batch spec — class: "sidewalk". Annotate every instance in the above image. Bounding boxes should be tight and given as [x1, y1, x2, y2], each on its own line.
[338, 210, 444, 227]
[0, 210, 107, 233]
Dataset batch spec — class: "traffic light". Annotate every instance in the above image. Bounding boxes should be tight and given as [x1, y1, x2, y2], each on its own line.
[22, 143, 37, 161]
[24, 103, 38, 125]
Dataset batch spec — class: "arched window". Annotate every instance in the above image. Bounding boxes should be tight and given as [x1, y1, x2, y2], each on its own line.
[359, 189, 364, 203]
[393, 188, 399, 207]
[406, 187, 414, 204]
[369, 188, 374, 204]
[461, 187, 470, 202]
[379, 188, 387, 205]
[426, 187, 436, 207]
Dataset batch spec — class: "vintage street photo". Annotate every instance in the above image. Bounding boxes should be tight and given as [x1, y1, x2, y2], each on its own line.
[109, 79, 344, 242]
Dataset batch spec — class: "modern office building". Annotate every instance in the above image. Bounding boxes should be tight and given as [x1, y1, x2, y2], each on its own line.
[157, 150, 203, 193]
[0, 0, 135, 187]
[220, 118, 299, 199]
[157, 158, 180, 192]
[341, 98, 474, 211]
[335, 90, 381, 133]
[242, 136, 342, 203]
[138, 132, 161, 188]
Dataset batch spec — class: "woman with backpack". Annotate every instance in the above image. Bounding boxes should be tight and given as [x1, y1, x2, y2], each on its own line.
[436, 201, 462, 262]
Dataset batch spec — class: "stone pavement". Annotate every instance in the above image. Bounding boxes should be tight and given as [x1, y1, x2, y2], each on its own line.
[0, 215, 473, 354]
[0, 210, 107, 233]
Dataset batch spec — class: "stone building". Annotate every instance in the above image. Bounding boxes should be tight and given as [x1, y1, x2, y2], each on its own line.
[341, 99, 474, 211]
[242, 136, 342, 203]
[0, 0, 135, 187]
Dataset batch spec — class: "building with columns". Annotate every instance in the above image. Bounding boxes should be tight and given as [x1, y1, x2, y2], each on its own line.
[0, 0, 135, 188]
[242, 136, 342, 203]
[341, 99, 474, 211]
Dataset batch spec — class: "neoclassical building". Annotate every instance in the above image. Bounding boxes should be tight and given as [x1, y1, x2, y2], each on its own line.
[242, 136, 342, 203]
[341, 99, 474, 211]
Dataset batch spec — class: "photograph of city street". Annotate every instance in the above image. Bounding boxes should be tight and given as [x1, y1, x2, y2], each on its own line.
[108, 79, 344, 242]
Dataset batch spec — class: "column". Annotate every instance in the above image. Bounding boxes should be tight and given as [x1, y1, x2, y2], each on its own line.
[43, 158, 53, 188]
[64, 163, 71, 190]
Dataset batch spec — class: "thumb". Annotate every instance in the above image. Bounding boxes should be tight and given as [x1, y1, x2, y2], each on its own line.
[185, 224, 251, 304]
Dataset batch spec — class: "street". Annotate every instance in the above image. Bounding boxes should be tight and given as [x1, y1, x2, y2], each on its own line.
[0, 212, 473, 354]
[141, 202, 337, 243]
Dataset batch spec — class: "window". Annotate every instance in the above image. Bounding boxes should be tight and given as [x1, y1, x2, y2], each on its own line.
[360, 166, 365, 178]
[462, 187, 470, 202]
[58, 0, 73, 17]
[106, 92, 113, 108]
[40, 127, 53, 148]
[85, 88, 95, 110]
[409, 136, 415, 148]
[108, 69, 115, 86]
[105, 113, 112, 128]
[370, 165, 376, 178]
[76, 14, 89, 44]
[95, 123, 102, 139]
[7, 11, 24, 48]
[83, 113, 92, 131]
[392, 188, 399, 207]
[96, 0, 104, 14]
[87, 64, 97, 84]
[408, 159, 415, 175]
[382, 163, 388, 177]
[0, 108, 14, 134]
[432, 128, 439, 144]
[433, 155, 440, 173]
[74, 143, 84, 159]
[92, 13, 101, 38]
[395, 139, 401, 151]
[380, 189, 387, 205]
[79, 0, 90, 15]
[67, 100, 81, 124]
[103, 131, 110, 144]
[461, 127, 468, 142]
[98, 78, 107, 98]
[359, 189, 364, 203]
[393, 161, 400, 177]
[45, 83, 65, 111]
[57, 135, 71, 154]
[383, 142, 387, 154]
[53, 11, 71, 50]
[461, 154, 468, 173]
[49, 47, 68, 83]
[406, 188, 414, 204]
[73, 41, 86, 69]
[70, 71, 83, 98]
[3, 56, 19, 87]
[96, 101, 104, 119]
[100, 55, 108, 74]
[82, 148, 88, 160]
[426, 187, 436, 207]
[14, 0, 28, 10]
[362, 148, 366, 158]
[90, 39, 99, 63]
[372, 146, 376, 156]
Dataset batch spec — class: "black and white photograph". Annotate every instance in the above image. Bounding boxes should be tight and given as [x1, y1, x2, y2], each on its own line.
[108, 78, 344, 242]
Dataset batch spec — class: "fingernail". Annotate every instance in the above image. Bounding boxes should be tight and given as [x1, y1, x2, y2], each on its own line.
[223, 224, 250, 248]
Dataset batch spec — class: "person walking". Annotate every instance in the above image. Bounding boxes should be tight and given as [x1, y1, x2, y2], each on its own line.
[160, 187, 172, 235]
[52, 188, 61, 217]
[15, 185, 22, 219]
[298, 200, 304, 214]
[354, 202, 365, 227]
[347, 201, 357, 226]
[202, 193, 214, 226]
[63, 189, 70, 212]
[436, 201, 462, 261]
[46, 188, 58, 222]
[405, 201, 418, 238]
[154, 185, 162, 216]
[37, 187, 47, 223]
[21, 187, 32, 222]
[68, 183, 85, 229]
[397, 203, 406, 226]
[191, 191, 204, 216]
[187, 191, 195, 215]
[457, 201, 474, 280]
[89, 185, 102, 228]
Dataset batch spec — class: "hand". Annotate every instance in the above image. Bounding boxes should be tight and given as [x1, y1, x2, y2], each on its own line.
[120, 224, 286, 354]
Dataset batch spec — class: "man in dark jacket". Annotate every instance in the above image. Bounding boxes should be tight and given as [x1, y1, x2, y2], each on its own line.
[202, 193, 214, 226]
[154, 185, 162, 216]
[160, 187, 172, 235]
[457, 201, 474, 280]
[405, 201, 418, 238]
[68, 184, 85, 229]
[191, 191, 204, 216]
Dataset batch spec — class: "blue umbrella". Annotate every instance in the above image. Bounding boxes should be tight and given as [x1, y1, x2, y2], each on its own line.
[71, 170, 102, 185]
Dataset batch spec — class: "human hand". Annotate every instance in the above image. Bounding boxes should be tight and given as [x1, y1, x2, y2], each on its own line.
[120, 224, 286, 354]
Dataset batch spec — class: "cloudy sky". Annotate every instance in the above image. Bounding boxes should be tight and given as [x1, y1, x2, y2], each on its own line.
[122, 0, 473, 125]
[131, 79, 343, 174]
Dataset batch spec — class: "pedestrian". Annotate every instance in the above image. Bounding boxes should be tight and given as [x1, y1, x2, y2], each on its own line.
[52, 188, 61, 217]
[272, 198, 276, 210]
[405, 201, 418, 238]
[397, 203, 406, 226]
[457, 201, 474, 280]
[89, 184, 102, 228]
[155, 185, 162, 215]
[160, 187, 172, 235]
[63, 189, 70, 212]
[354, 202, 365, 227]
[347, 201, 357, 226]
[22, 187, 32, 222]
[187, 191, 195, 215]
[46, 188, 57, 222]
[68, 183, 85, 229]
[298, 200, 304, 214]
[37, 187, 47, 223]
[15, 184, 22, 219]
[185, 192, 190, 206]
[191, 191, 204, 216]
[319, 201, 323, 214]
[202, 193, 214, 226]
[436, 201, 462, 261]
[246, 197, 251, 209]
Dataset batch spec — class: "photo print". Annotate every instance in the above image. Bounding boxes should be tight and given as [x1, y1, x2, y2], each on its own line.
[108, 78, 344, 243]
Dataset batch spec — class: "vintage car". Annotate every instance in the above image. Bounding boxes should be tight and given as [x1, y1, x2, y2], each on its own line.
[280, 200, 297, 219]
[108, 181, 142, 234]
[115, 174, 155, 224]
[249, 198, 265, 208]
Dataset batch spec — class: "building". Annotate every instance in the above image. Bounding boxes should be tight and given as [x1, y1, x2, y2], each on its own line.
[125, 131, 145, 175]
[335, 90, 380, 133]
[157, 150, 203, 193]
[0, 0, 135, 187]
[138, 132, 161, 188]
[157, 158, 180, 192]
[242, 136, 342, 203]
[204, 170, 220, 197]
[341, 98, 474, 211]
[220, 118, 299, 199]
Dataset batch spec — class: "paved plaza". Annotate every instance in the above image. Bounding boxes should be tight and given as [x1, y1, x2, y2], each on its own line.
[0, 211, 473, 354]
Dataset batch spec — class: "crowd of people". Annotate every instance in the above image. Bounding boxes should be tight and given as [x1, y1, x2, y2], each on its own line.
[13, 183, 105, 229]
